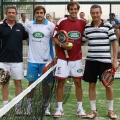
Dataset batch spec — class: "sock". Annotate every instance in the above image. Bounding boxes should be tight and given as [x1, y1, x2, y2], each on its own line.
[3, 100, 9, 106]
[90, 100, 96, 111]
[107, 100, 113, 111]
[27, 98, 32, 107]
[27, 98, 32, 104]
[58, 102, 63, 110]
[45, 103, 50, 111]
[16, 100, 22, 108]
[77, 102, 82, 109]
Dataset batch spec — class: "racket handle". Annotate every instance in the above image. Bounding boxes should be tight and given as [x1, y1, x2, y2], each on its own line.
[64, 50, 69, 58]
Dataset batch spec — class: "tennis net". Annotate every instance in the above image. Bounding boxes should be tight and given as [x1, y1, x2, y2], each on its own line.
[0, 64, 73, 120]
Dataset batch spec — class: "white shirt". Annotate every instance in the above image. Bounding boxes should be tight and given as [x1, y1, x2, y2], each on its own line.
[25, 19, 55, 63]
[18, 19, 29, 26]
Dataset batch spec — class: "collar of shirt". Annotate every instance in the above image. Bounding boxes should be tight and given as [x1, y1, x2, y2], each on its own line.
[91, 19, 104, 27]
[33, 18, 48, 25]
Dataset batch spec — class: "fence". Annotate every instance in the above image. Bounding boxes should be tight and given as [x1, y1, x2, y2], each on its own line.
[1, 0, 120, 20]
[0, 0, 120, 78]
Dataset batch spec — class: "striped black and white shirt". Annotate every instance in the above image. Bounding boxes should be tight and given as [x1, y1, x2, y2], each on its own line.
[82, 20, 117, 63]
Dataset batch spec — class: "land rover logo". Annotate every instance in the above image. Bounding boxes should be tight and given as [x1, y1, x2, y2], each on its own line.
[68, 31, 81, 39]
[33, 32, 44, 38]
[77, 69, 83, 73]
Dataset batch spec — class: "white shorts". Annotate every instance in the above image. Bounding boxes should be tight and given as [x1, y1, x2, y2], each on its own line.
[0, 62, 24, 80]
[54, 59, 83, 79]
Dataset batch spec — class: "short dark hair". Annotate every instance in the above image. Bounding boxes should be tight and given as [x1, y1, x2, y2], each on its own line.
[90, 4, 102, 13]
[21, 13, 26, 17]
[80, 12, 85, 15]
[6, 6, 17, 14]
[64, 14, 69, 18]
[80, 12, 85, 14]
[67, 1, 80, 11]
[109, 13, 115, 17]
[33, 6, 46, 15]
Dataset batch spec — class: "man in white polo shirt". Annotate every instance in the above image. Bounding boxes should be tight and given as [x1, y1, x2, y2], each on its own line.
[24, 5, 55, 115]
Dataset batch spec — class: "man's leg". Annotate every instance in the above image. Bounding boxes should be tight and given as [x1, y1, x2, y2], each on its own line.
[14, 80, 22, 96]
[89, 83, 96, 103]
[57, 79, 66, 102]
[14, 79, 23, 115]
[54, 79, 65, 117]
[74, 78, 82, 102]
[74, 78, 86, 118]
[25, 81, 34, 115]
[87, 83, 98, 118]
[106, 86, 117, 119]
[2, 82, 9, 106]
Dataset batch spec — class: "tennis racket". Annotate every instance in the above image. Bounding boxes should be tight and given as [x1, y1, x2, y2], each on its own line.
[42, 61, 55, 74]
[0, 68, 10, 85]
[101, 68, 115, 87]
[57, 30, 69, 58]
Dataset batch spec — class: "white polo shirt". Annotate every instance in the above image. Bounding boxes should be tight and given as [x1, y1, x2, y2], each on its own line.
[25, 19, 55, 63]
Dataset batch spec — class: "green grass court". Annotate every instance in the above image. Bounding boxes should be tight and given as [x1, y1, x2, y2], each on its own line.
[0, 78, 120, 120]
[54, 79, 120, 120]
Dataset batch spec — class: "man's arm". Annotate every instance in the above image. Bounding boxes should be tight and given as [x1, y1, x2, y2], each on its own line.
[112, 40, 119, 69]
[23, 29, 28, 40]
[82, 31, 88, 46]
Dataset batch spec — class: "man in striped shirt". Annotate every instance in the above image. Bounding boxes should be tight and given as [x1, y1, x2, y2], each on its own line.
[82, 4, 118, 119]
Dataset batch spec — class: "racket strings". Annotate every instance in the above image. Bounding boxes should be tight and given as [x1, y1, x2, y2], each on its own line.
[58, 32, 67, 43]
[0, 68, 10, 84]
[102, 71, 114, 87]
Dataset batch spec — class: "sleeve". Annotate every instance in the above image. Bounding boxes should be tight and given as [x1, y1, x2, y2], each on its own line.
[50, 23, 55, 37]
[82, 27, 88, 42]
[23, 26, 28, 40]
[0, 27, 2, 49]
[49, 38, 54, 59]
[49, 23, 55, 59]
[0, 35, 1, 50]
[116, 19, 119, 25]
[24, 24, 28, 32]
[108, 24, 117, 41]
[24, 22, 32, 32]
[52, 19, 61, 37]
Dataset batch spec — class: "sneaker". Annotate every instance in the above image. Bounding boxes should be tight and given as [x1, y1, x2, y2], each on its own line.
[108, 110, 117, 119]
[76, 108, 87, 118]
[53, 108, 64, 118]
[15, 107, 22, 116]
[87, 110, 98, 119]
[44, 108, 51, 116]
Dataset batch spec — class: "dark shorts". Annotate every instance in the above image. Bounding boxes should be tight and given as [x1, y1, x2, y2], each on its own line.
[83, 60, 112, 83]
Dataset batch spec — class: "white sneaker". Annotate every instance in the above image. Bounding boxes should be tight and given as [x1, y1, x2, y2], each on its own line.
[76, 108, 87, 118]
[44, 108, 51, 116]
[15, 107, 22, 116]
[54, 108, 64, 118]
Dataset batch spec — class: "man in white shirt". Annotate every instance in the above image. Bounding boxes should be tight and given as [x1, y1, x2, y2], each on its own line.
[24, 6, 55, 116]
[18, 13, 29, 26]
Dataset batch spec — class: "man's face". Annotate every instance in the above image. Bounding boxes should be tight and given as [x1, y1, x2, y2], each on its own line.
[80, 13, 85, 19]
[35, 9, 45, 22]
[68, 5, 79, 20]
[90, 8, 102, 22]
[46, 14, 51, 20]
[22, 14, 26, 21]
[110, 15, 115, 20]
[6, 8, 17, 21]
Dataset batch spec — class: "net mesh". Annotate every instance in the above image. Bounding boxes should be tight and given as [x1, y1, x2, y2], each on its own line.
[0, 65, 73, 120]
